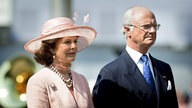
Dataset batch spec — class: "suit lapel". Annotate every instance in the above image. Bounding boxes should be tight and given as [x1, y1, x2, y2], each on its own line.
[149, 54, 168, 106]
[120, 50, 155, 97]
[149, 54, 168, 93]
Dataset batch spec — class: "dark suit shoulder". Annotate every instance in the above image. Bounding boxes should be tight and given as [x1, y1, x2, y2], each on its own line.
[150, 55, 171, 69]
[102, 51, 128, 73]
[151, 56, 169, 65]
[150, 54, 174, 79]
[99, 50, 132, 81]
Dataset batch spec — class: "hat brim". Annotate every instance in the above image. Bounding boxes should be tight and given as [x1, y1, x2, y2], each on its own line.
[24, 26, 96, 53]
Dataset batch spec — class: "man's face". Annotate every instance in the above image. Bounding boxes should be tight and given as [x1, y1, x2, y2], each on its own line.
[127, 9, 158, 49]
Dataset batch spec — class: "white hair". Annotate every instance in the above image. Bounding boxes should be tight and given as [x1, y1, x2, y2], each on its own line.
[122, 8, 133, 25]
[121, 8, 134, 34]
[121, 6, 153, 34]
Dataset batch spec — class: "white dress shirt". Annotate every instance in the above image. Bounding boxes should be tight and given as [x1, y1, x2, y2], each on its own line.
[126, 46, 156, 81]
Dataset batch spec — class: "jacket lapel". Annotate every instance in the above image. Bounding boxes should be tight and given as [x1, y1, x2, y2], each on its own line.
[120, 50, 155, 98]
[72, 72, 89, 107]
[149, 54, 168, 93]
[149, 54, 168, 105]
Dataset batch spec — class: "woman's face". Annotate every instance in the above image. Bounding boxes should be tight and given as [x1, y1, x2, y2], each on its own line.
[54, 36, 79, 64]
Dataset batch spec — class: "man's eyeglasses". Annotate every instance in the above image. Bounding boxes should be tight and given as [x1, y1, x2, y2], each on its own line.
[127, 24, 161, 31]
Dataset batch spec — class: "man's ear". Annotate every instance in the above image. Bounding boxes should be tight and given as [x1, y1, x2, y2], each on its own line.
[124, 26, 129, 32]
[124, 26, 132, 38]
[124, 26, 133, 32]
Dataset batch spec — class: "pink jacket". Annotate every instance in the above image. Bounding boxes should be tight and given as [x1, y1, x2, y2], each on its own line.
[26, 67, 94, 108]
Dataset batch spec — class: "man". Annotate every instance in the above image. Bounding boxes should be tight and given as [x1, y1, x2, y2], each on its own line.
[92, 6, 178, 108]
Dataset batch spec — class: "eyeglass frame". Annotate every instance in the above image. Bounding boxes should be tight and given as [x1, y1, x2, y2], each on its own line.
[126, 23, 161, 31]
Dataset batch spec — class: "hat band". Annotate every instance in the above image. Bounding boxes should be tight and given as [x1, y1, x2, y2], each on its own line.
[41, 23, 77, 36]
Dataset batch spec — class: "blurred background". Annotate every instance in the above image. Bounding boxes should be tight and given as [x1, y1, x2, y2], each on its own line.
[0, 0, 192, 107]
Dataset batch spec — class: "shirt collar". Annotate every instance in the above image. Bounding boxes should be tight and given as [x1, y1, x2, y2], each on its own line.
[126, 46, 149, 64]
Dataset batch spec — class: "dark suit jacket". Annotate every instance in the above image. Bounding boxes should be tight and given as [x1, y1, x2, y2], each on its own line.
[92, 50, 178, 108]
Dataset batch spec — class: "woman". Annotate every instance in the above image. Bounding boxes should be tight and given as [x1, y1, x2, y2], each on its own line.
[24, 17, 97, 108]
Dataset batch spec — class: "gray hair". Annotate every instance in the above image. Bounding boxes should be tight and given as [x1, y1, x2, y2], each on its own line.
[122, 8, 134, 25]
[121, 8, 134, 34]
[121, 6, 153, 34]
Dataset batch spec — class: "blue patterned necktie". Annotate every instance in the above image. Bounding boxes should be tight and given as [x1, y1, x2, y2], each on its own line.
[141, 55, 156, 93]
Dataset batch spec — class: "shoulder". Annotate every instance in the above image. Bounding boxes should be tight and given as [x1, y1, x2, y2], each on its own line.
[28, 67, 54, 85]
[71, 71, 90, 88]
[150, 56, 171, 68]
[30, 67, 51, 78]
[150, 55, 173, 76]
[98, 57, 123, 80]
[102, 51, 129, 72]
[71, 71, 87, 81]
[104, 50, 130, 67]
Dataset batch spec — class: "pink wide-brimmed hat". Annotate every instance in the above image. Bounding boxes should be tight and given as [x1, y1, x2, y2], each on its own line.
[24, 17, 97, 53]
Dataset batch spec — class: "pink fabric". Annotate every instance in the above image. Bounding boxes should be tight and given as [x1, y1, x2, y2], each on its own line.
[26, 67, 93, 108]
[24, 17, 97, 53]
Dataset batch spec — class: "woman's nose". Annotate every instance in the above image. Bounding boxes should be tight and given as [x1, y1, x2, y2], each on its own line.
[71, 42, 77, 49]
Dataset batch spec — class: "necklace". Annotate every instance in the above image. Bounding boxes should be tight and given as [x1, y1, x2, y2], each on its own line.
[49, 65, 73, 88]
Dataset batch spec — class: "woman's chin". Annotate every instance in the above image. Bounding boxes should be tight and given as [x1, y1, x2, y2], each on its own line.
[67, 57, 76, 62]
